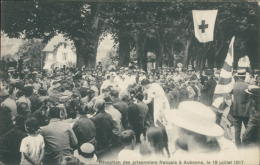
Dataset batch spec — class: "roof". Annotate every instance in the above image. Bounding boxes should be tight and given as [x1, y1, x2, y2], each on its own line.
[42, 34, 75, 52]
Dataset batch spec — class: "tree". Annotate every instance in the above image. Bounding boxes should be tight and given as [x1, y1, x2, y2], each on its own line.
[108, 2, 137, 67]
[1, 1, 109, 68]
[14, 39, 46, 69]
[2, 2, 258, 70]
[101, 47, 119, 70]
[175, 2, 259, 69]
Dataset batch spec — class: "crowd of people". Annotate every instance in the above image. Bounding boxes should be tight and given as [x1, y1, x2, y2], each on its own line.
[1, 59, 259, 164]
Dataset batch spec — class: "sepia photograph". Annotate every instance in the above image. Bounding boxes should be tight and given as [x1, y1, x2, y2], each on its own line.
[1, 0, 259, 164]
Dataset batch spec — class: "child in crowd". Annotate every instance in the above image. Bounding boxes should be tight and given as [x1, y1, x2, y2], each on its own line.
[73, 143, 97, 164]
[118, 130, 142, 161]
[145, 127, 168, 159]
[20, 117, 45, 165]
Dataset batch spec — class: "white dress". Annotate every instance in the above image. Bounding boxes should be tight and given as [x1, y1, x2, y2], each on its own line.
[143, 83, 170, 127]
[143, 83, 178, 156]
[114, 76, 124, 90]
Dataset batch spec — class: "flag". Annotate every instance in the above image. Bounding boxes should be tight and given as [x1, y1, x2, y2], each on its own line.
[213, 36, 235, 98]
[212, 35, 234, 129]
[192, 10, 218, 43]
[212, 37, 235, 141]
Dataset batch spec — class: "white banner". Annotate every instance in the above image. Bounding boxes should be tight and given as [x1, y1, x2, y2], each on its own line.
[192, 10, 218, 43]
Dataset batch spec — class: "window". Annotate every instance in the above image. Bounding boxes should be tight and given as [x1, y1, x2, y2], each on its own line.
[64, 44, 67, 49]
[62, 53, 68, 60]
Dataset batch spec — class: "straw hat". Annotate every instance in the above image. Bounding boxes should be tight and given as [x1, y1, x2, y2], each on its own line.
[166, 101, 224, 137]
[80, 143, 95, 155]
[235, 69, 246, 77]
[245, 85, 260, 96]
[73, 143, 97, 163]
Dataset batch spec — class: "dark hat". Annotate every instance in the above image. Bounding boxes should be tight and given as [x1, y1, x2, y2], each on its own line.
[110, 89, 119, 97]
[135, 92, 144, 101]
[104, 96, 113, 103]
[141, 79, 150, 86]
[121, 95, 130, 102]
[17, 102, 29, 115]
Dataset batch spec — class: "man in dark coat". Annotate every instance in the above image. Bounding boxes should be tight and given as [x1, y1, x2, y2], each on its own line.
[135, 92, 148, 124]
[78, 82, 89, 98]
[65, 93, 85, 119]
[41, 107, 78, 164]
[200, 71, 207, 86]
[122, 95, 143, 143]
[201, 69, 217, 106]
[135, 92, 149, 135]
[231, 69, 249, 148]
[242, 85, 259, 148]
[73, 106, 96, 151]
[90, 99, 114, 151]
[31, 101, 49, 127]
[110, 89, 131, 130]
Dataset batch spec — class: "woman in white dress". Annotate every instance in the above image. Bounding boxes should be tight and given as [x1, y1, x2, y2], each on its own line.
[141, 79, 170, 127]
[141, 79, 171, 157]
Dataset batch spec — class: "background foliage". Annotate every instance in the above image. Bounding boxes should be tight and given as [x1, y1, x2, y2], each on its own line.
[2, 2, 259, 70]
